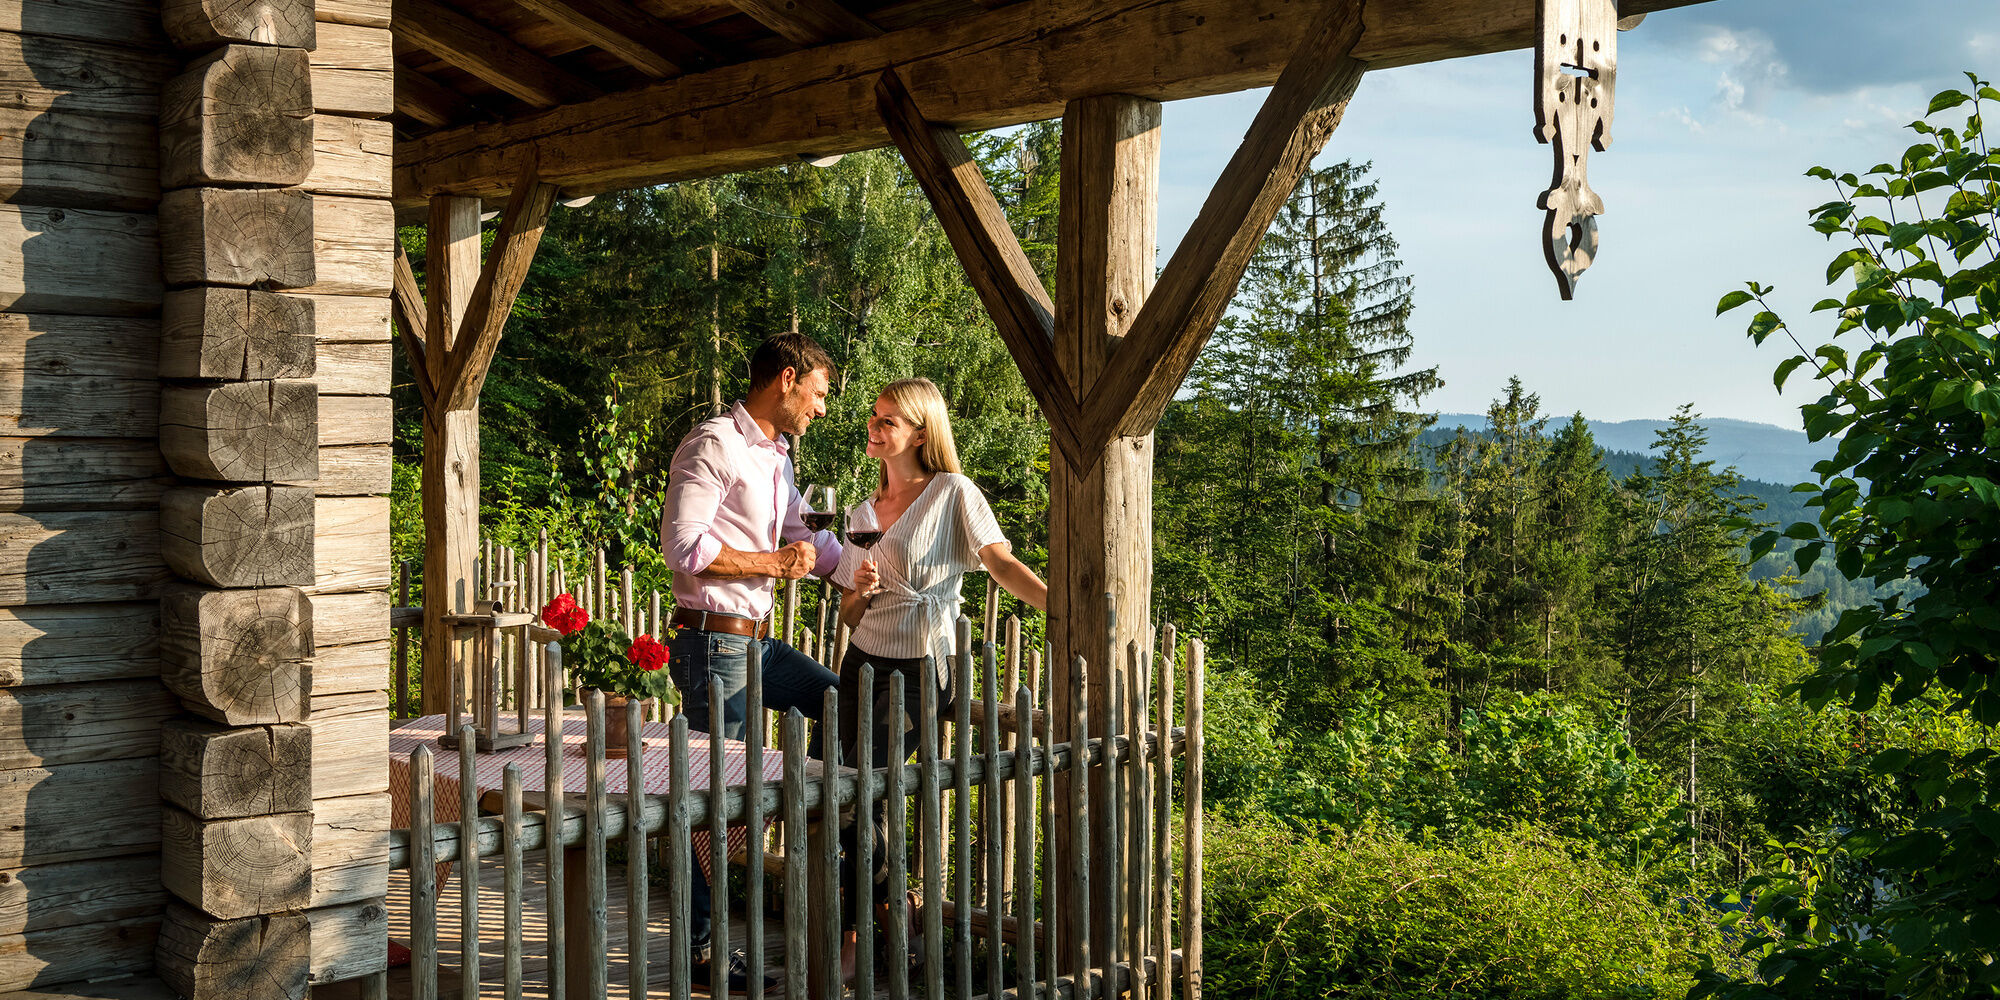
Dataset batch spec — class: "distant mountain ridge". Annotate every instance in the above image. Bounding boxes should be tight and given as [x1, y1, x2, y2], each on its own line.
[1428, 413, 1836, 487]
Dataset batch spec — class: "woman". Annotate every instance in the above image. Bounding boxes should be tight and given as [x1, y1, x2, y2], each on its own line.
[831, 377, 1047, 969]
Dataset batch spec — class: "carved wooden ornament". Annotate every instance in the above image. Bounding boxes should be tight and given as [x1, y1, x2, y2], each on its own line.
[1534, 0, 1617, 299]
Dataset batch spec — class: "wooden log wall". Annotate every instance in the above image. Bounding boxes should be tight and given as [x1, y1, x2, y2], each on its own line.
[156, 0, 394, 992]
[297, 0, 395, 989]
[149, 0, 322, 995]
[0, 0, 173, 991]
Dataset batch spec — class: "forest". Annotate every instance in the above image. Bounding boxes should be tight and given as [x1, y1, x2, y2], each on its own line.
[392, 81, 2000, 999]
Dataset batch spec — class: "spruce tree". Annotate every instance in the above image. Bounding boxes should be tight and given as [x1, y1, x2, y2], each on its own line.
[1159, 159, 1439, 720]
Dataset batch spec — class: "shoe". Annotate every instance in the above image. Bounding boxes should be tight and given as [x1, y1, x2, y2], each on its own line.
[692, 947, 778, 996]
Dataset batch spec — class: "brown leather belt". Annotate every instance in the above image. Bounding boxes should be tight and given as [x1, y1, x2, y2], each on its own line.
[670, 609, 771, 640]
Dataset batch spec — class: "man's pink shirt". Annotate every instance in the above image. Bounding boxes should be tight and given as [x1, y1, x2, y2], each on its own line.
[661, 402, 841, 620]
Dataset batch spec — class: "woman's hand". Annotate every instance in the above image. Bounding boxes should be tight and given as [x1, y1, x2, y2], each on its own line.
[853, 558, 882, 596]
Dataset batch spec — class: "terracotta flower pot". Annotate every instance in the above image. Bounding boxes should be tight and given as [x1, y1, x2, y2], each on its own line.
[598, 692, 652, 758]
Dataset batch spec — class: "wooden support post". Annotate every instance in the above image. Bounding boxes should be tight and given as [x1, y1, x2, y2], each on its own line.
[1048, 92, 1161, 969]
[420, 196, 481, 717]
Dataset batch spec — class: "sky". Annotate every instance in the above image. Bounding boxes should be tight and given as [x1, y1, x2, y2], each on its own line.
[1149, 0, 2000, 428]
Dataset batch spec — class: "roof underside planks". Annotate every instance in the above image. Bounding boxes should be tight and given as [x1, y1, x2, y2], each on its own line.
[391, 0, 1716, 204]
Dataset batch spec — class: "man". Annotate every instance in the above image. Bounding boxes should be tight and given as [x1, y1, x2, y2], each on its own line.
[662, 332, 843, 991]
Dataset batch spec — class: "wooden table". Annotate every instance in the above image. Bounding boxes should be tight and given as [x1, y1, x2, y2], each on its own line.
[388, 711, 848, 999]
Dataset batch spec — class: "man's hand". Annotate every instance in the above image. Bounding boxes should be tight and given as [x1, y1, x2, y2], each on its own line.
[774, 540, 818, 580]
[698, 540, 819, 580]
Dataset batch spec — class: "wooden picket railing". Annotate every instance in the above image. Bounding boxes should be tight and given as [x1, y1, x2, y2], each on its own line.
[393, 533, 861, 722]
[384, 534, 1206, 1000]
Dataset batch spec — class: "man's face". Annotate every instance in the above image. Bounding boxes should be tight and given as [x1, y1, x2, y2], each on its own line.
[776, 365, 831, 437]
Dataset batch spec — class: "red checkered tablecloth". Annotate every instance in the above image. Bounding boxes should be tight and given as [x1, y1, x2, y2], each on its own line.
[389, 711, 785, 880]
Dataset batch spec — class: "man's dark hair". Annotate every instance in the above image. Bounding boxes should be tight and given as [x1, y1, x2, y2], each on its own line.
[748, 333, 835, 392]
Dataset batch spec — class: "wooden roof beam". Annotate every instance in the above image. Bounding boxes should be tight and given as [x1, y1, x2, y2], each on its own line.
[395, 64, 472, 128]
[724, 0, 882, 46]
[396, 0, 1715, 202]
[394, 0, 603, 108]
[513, 0, 717, 77]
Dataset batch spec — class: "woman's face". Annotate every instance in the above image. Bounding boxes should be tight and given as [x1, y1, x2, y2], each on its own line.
[866, 394, 926, 462]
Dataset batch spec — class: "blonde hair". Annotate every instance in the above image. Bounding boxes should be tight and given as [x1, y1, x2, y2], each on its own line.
[875, 378, 962, 494]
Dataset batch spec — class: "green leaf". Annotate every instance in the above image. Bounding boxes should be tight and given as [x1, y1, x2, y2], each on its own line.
[1874, 831, 1946, 869]
[1749, 530, 1780, 561]
[1795, 540, 1824, 574]
[1930, 90, 1972, 114]
[1774, 355, 1807, 390]
[1716, 289, 1756, 315]
[1749, 311, 1783, 346]
[1826, 248, 1868, 284]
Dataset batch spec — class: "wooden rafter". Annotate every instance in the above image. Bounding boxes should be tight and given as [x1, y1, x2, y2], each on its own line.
[513, 0, 715, 77]
[395, 63, 471, 128]
[394, 0, 602, 109]
[391, 247, 438, 411]
[394, 0, 1710, 203]
[436, 160, 561, 411]
[874, 69, 1083, 462]
[1074, 0, 1367, 454]
[724, 0, 881, 46]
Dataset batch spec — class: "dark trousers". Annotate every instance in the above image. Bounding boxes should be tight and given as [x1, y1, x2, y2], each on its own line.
[836, 647, 952, 927]
[667, 627, 839, 952]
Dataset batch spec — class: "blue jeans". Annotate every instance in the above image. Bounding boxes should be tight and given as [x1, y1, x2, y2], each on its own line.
[668, 627, 839, 951]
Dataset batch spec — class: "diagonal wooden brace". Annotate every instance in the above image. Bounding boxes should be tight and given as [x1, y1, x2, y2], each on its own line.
[875, 68, 1088, 466]
[1074, 0, 1369, 455]
[391, 246, 438, 412]
[436, 157, 560, 412]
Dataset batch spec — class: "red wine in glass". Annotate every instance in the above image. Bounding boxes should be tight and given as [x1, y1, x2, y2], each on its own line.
[849, 530, 884, 548]
[801, 512, 834, 532]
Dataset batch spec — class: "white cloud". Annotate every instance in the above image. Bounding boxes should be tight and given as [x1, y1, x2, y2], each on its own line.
[1692, 26, 1791, 123]
[1663, 106, 1706, 133]
[1716, 71, 1747, 111]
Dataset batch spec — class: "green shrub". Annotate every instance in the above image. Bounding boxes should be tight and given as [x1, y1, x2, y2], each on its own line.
[1271, 691, 1681, 865]
[1205, 816, 1729, 1000]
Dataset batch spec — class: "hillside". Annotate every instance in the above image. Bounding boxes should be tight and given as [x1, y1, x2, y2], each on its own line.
[1430, 413, 1837, 486]
[1420, 416, 1899, 644]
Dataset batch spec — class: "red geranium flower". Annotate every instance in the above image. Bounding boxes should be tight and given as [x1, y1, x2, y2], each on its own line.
[541, 593, 591, 636]
[627, 634, 670, 672]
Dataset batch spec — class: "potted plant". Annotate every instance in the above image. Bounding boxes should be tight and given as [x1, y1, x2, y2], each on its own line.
[540, 593, 678, 757]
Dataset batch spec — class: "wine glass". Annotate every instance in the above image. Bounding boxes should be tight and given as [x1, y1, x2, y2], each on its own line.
[801, 485, 835, 533]
[846, 502, 882, 549]
[847, 502, 883, 595]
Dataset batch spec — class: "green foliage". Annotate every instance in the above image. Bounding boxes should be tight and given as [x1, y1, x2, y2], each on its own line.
[1702, 74, 2000, 998]
[1205, 815, 1729, 1000]
[1266, 691, 1682, 865]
